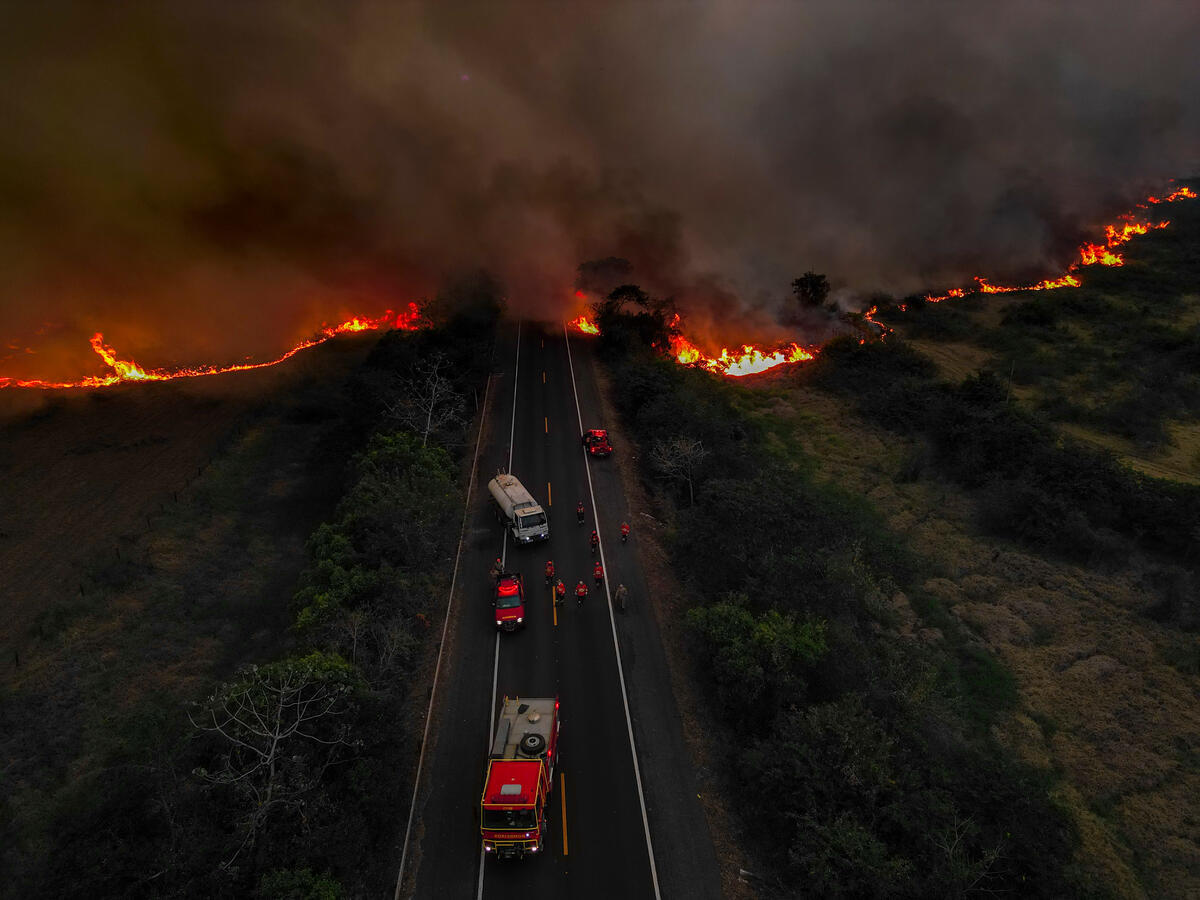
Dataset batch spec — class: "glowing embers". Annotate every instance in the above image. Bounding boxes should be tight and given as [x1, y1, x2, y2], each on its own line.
[0, 303, 422, 390]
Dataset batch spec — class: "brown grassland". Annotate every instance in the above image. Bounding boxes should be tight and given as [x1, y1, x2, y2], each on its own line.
[740, 384, 1200, 896]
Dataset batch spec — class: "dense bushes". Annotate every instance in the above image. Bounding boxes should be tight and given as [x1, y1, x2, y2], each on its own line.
[811, 336, 1200, 590]
[599, 309, 1079, 896]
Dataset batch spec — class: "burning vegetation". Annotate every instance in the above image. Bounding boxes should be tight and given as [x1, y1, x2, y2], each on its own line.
[2, 187, 1195, 389]
[920, 186, 1196, 305]
[567, 184, 1196, 378]
[0, 305, 422, 390]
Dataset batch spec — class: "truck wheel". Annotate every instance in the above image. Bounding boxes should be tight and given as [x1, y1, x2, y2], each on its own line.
[519, 733, 546, 756]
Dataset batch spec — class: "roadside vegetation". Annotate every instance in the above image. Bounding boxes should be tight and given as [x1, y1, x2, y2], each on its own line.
[807, 337, 1200, 629]
[1, 276, 501, 898]
[593, 294, 1081, 897]
[887, 180, 1200, 474]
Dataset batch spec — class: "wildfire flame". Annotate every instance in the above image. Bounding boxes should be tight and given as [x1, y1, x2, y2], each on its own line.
[920, 186, 1193, 305]
[669, 334, 814, 376]
[0, 304, 422, 390]
[567, 313, 815, 377]
[569, 315, 600, 335]
[568, 184, 1195, 376]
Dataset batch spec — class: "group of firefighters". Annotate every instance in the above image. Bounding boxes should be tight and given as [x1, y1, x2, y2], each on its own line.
[491, 502, 633, 611]
[546, 501, 633, 611]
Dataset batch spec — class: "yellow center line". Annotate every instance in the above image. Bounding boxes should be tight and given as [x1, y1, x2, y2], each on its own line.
[547, 481, 552, 506]
[551, 584, 558, 627]
[543, 370, 546, 384]
[544, 416, 548, 433]
[559, 773, 568, 856]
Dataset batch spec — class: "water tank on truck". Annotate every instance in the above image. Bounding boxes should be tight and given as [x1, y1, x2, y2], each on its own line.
[487, 473, 549, 544]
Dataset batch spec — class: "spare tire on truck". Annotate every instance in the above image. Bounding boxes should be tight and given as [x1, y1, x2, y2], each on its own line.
[519, 733, 546, 756]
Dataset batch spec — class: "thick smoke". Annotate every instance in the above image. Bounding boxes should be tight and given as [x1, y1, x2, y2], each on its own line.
[1, 1, 1198, 377]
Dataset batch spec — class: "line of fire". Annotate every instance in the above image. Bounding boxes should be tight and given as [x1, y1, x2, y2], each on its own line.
[1, 186, 1194, 390]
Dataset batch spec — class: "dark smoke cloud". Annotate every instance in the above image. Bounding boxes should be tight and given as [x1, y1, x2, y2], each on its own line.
[1, 0, 1198, 376]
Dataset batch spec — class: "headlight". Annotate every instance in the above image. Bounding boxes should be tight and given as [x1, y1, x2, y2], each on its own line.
[484, 843, 494, 851]
[516, 617, 523, 623]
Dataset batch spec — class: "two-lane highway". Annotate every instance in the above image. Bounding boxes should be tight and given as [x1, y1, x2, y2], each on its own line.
[403, 322, 719, 899]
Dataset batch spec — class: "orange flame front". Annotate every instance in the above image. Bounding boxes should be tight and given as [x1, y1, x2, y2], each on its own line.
[1, 304, 423, 391]
[569, 184, 1194, 376]
[567, 313, 815, 377]
[921, 186, 1193, 305]
[669, 334, 814, 376]
[569, 315, 600, 335]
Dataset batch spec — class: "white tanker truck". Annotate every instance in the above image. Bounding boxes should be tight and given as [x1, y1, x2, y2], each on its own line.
[487, 473, 549, 544]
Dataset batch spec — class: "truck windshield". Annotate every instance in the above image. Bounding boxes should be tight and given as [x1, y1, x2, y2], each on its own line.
[495, 593, 522, 609]
[482, 808, 537, 830]
[519, 512, 547, 528]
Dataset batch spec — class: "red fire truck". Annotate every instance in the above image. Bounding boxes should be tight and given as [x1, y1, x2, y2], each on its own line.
[492, 572, 526, 631]
[480, 696, 560, 860]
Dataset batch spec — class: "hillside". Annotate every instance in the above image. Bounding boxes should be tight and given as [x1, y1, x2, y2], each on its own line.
[885, 179, 1200, 483]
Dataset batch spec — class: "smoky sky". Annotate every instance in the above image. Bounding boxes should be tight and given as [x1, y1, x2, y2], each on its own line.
[1, 0, 1198, 376]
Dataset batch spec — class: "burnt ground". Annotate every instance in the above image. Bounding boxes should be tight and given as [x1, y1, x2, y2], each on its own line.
[0, 335, 380, 889]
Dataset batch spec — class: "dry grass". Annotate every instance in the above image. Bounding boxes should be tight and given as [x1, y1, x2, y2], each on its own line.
[1060, 422, 1200, 484]
[766, 386, 1200, 898]
[906, 338, 995, 382]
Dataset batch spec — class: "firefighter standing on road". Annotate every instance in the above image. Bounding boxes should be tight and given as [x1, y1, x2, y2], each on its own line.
[615, 583, 628, 611]
[593, 560, 604, 586]
[544, 559, 555, 585]
[575, 580, 588, 607]
[576, 501, 586, 524]
[589, 530, 599, 554]
[555, 579, 566, 606]
[620, 522, 630, 543]
[489, 557, 502, 580]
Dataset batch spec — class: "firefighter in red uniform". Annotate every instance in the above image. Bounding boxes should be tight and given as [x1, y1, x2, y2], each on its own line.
[589, 530, 599, 554]
[620, 522, 630, 543]
[555, 578, 566, 605]
[576, 501, 586, 524]
[545, 559, 555, 585]
[575, 580, 588, 607]
[489, 557, 502, 580]
[593, 560, 604, 586]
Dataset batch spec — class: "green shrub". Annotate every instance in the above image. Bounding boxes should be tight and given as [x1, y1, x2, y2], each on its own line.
[258, 868, 343, 900]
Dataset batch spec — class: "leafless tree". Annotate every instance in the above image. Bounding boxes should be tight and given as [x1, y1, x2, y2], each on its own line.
[650, 436, 709, 506]
[934, 813, 1004, 895]
[188, 655, 359, 868]
[386, 351, 465, 447]
[335, 608, 369, 666]
[373, 612, 420, 676]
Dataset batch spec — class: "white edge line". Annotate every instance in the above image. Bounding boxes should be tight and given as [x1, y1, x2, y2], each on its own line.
[563, 323, 663, 900]
[394, 369, 493, 900]
[480, 321, 520, 900]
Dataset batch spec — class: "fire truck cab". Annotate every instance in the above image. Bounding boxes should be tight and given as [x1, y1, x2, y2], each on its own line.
[493, 572, 526, 631]
[481, 697, 560, 860]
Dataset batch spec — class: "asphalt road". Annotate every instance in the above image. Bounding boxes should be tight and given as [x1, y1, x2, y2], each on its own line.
[404, 322, 722, 899]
